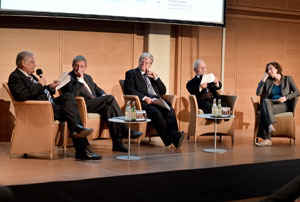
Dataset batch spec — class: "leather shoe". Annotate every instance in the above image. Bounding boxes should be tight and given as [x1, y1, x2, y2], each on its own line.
[112, 143, 128, 152]
[123, 130, 142, 139]
[173, 131, 185, 148]
[70, 124, 93, 138]
[75, 148, 102, 160]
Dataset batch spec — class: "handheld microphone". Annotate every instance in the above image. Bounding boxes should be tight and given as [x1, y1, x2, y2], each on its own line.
[36, 69, 43, 78]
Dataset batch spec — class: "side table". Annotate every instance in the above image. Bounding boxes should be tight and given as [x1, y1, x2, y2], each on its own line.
[197, 114, 235, 153]
[108, 116, 151, 160]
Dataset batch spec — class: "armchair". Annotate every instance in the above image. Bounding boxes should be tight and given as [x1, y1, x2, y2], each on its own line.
[187, 94, 237, 144]
[251, 96, 298, 144]
[3, 83, 67, 160]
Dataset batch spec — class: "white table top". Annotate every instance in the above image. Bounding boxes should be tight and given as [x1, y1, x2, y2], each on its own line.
[108, 116, 151, 123]
[197, 114, 235, 120]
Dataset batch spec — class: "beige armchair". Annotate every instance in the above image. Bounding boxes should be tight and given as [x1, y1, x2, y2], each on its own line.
[3, 83, 67, 160]
[75, 97, 109, 140]
[251, 96, 298, 144]
[187, 94, 237, 144]
[119, 80, 176, 144]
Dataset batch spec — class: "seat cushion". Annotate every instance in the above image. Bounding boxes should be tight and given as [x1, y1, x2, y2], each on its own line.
[274, 112, 294, 117]
[87, 113, 101, 119]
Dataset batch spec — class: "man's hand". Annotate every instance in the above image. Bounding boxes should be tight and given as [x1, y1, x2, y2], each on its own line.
[74, 70, 84, 79]
[38, 77, 47, 86]
[143, 96, 153, 104]
[49, 80, 60, 90]
[200, 82, 207, 89]
[147, 71, 157, 79]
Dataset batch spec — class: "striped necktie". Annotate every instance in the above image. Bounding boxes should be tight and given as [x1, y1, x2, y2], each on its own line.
[29, 76, 54, 103]
[143, 74, 157, 97]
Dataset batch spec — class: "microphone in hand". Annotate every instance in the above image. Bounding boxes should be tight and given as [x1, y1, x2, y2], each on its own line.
[36, 69, 43, 78]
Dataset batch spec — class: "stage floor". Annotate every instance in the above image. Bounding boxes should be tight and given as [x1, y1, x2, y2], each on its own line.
[1, 128, 300, 189]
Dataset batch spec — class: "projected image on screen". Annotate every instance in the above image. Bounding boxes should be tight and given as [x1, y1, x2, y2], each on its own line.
[0, 0, 225, 26]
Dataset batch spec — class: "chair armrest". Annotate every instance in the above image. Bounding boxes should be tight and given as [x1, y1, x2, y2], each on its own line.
[123, 95, 142, 110]
[13, 100, 55, 127]
[75, 97, 88, 126]
[162, 94, 176, 108]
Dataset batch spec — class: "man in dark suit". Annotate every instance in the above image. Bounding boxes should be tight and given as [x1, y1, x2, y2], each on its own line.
[123, 52, 184, 148]
[8, 51, 101, 160]
[186, 59, 224, 113]
[61, 55, 141, 152]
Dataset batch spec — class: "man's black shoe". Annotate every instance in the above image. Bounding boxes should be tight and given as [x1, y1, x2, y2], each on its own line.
[70, 124, 93, 138]
[75, 148, 102, 160]
[112, 143, 128, 152]
[123, 130, 142, 139]
[173, 131, 185, 148]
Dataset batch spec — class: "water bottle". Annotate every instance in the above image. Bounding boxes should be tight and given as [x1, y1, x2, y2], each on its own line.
[217, 99, 222, 117]
[131, 101, 136, 121]
[212, 98, 217, 116]
[125, 101, 131, 121]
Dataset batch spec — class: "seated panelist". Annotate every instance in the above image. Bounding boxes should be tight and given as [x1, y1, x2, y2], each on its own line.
[186, 59, 226, 113]
[255, 62, 299, 147]
[123, 52, 184, 148]
[61, 55, 142, 153]
[8, 51, 101, 160]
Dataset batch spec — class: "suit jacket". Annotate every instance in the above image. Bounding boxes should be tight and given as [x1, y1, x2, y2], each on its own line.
[61, 71, 106, 102]
[256, 76, 299, 101]
[186, 75, 222, 108]
[8, 68, 54, 101]
[124, 68, 167, 103]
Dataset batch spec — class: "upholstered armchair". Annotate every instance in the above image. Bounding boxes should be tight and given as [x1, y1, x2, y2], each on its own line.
[251, 96, 298, 144]
[119, 80, 176, 144]
[3, 83, 67, 160]
[187, 94, 237, 144]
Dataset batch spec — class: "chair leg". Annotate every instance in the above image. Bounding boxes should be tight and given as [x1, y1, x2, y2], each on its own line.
[63, 146, 67, 157]
[219, 135, 222, 142]
[50, 152, 53, 160]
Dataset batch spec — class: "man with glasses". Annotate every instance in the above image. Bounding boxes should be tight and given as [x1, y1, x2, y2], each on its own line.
[61, 55, 142, 153]
[124, 52, 184, 148]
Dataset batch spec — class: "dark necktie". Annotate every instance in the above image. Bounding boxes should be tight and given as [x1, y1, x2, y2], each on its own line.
[29, 76, 54, 103]
[143, 74, 157, 97]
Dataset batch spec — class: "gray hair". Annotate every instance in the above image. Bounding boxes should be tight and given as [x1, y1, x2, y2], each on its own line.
[16, 51, 34, 68]
[193, 59, 205, 69]
[72, 55, 87, 67]
[139, 52, 154, 64]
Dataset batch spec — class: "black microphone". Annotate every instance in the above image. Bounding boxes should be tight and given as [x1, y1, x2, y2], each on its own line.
[36, 69, 43, 78]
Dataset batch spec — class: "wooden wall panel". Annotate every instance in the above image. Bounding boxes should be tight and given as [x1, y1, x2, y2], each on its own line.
[62, 30, 136, 107]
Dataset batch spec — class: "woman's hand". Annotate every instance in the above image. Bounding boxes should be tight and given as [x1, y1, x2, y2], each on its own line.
[262, 72, 269, 82]
[278, 96, 287, 103]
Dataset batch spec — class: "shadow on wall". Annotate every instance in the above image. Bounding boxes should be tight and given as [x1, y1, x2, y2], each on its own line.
[234, 111, 250, 130]
[177, 96, 190, 123]
[0, 99, 15, 142]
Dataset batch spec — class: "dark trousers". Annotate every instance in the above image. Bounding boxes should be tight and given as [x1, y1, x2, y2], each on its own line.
[258, 99, 288, 140]
[52, 93, 89, 152]
[261, 175, 300, 202]
[142, 102, 178, 146]
[86, 95, 126, 146]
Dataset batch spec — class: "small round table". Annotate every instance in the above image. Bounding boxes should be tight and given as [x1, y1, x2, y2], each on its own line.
[108, 116, 151, 160]
[197, 114, 235, 153]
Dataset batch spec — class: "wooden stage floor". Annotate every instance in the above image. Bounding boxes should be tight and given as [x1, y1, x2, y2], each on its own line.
[1, 128, 300, 201]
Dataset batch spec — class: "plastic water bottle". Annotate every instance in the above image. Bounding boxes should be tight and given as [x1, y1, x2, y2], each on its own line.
[217, 99, 222, 117]
[131, 101, 136, 121]
[125, 101, 131, 121]
[212, 98, 217, 116]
